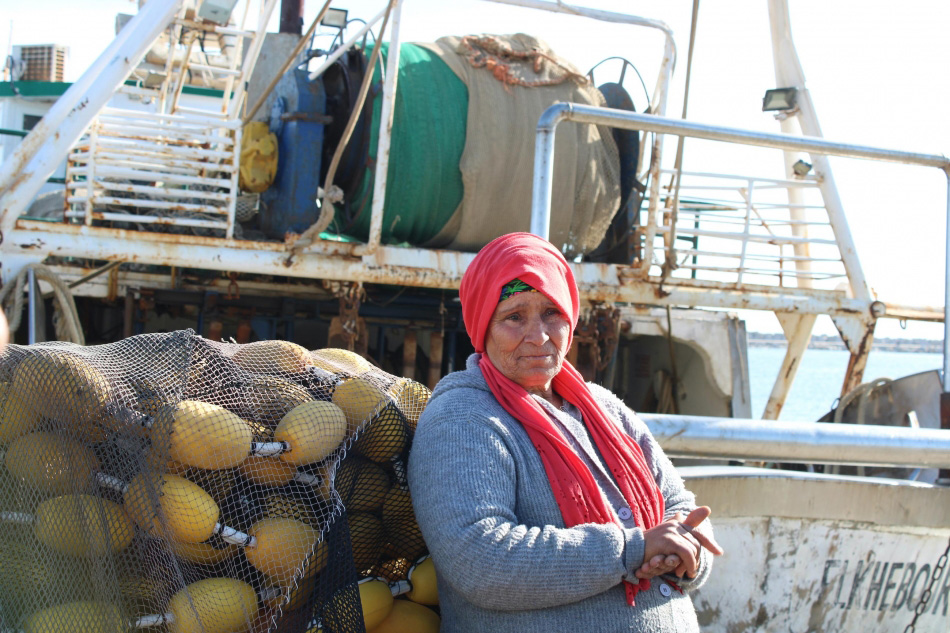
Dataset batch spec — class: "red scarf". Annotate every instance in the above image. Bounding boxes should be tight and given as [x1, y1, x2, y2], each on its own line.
[459, 233, 665, 605]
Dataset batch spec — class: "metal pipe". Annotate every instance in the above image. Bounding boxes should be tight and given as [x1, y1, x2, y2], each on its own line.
[279, 0, 304, 34]
[640, 413, 950, 469]
[530, 104, 570, 238]
[767, 0, 868, 301]
[357, 0, 403, 255]
[0, 0, 184, 228]
[531, 103, 949, 263]
[539, 105, 950, 169]
[27, 267, 37, 345]
[945, 171, 950, 392]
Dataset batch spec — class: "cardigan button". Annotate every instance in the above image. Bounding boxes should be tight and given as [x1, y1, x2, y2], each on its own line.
[659, 583, 672, 597]
[617, 507, 632, 521]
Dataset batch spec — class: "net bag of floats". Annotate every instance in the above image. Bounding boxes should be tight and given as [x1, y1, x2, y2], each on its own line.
[0, 330, 438, 633]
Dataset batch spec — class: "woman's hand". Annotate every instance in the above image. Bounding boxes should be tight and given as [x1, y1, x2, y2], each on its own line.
[634, 553, 683, 580]
[639, 506, 723, 579]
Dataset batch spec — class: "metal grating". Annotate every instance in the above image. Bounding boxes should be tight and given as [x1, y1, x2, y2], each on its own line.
[16, 45, 68, 82]
[641, 169, 847, 291]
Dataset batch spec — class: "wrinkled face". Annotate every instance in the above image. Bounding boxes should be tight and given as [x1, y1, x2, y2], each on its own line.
[484, 290, 571, 394]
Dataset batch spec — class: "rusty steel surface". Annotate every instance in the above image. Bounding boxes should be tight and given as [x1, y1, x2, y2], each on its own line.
[6, 218, 920, 327]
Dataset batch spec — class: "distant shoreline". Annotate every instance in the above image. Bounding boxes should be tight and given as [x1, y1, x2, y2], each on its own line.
[747, 333, 942, 354]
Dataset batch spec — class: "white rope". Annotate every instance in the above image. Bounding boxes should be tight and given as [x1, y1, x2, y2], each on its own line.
[0, 263, 85, 345]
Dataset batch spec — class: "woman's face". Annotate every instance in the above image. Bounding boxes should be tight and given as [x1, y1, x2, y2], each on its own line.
[484, 291, 571, 394]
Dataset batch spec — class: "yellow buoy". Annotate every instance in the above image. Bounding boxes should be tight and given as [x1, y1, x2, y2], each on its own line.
[235, 375, 313, 426]
[334, 457, 390, 513]
[359, 579, 395, 631]
[11, 352, 112, 431]
[152, 400, 252, 470]
[23, 600, 125, 633]
[390, 379, 431, 433]
[331, 377, 388, 434]
[124, 473, 220, 544]
[262, 493, 317, 526]
[274, 401, 347, 466]
[263, 574, 317, 611]
[166, 577, 259, 633]
[233, 340, 313, 374]
[5, 432, 100, 495]
[245, 517, 327, 585]
[353, 403, 408, 463]
[406, 557, 439, 605]
[382, 487, 426, 561]
[348, 512, 384, 571]
[311, 348, 372, 375]
[0, 382, 41, 444]
[372, 599, 440, 633]
[34, 494, 134, 558]
[240, 455, 298, 487]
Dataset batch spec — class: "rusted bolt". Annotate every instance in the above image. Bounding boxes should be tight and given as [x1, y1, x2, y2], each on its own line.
[869, 301, 886, 318]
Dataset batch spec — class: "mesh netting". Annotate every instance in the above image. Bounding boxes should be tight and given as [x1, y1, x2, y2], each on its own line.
[0, 330, 438, 633]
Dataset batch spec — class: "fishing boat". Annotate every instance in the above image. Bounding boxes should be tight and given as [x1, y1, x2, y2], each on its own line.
[1, 1, 948, 631]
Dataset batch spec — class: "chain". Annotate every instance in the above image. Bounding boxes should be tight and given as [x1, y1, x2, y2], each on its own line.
[904, 535, 950, 633]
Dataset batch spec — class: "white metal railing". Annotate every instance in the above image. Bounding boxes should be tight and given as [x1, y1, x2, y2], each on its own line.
[64, 109, 241, 236]
[60, 1, 277, 238]
[644, 169, 849, 290]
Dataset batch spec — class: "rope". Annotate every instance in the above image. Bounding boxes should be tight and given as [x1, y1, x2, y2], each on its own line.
[0, 263, 85, 345]
[659, 0, 700, 290]
[458, 35, 588, 90]
[286, 0, 395, 258]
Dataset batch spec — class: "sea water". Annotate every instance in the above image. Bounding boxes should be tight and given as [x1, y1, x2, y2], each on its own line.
[747, 347, 943, 421]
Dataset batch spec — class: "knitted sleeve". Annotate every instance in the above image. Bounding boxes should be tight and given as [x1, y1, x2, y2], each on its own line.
[407, 390, 644, 611]
[588, 384, 715, 591]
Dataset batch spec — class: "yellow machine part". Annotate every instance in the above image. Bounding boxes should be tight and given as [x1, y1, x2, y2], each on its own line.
[239, 122, 278, 193]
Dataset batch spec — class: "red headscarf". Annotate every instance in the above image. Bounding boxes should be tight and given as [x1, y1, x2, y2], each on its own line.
[459, 232, 664, 606]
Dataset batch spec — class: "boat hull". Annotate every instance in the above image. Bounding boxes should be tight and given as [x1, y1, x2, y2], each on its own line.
[684, 467, 950, 632]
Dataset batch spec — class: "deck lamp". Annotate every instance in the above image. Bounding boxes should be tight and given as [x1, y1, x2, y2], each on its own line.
[792, 159, 812, 177]
[762, 87, 798, 111]
[143, 72, 166, 89]
[197, 0, 239, 25]
[322, 9, 349, 30]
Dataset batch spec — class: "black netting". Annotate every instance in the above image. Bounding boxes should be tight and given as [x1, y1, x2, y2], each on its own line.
[0, 330, 438, 633]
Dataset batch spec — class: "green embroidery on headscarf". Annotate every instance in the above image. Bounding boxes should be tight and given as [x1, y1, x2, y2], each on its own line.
[499, 278, 537, 302]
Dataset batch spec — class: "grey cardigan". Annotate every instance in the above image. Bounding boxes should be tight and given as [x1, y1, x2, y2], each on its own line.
[407, 355, 712, 632]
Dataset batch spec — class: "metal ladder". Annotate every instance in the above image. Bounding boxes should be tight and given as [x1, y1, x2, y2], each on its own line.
[63, 0, 278, 239]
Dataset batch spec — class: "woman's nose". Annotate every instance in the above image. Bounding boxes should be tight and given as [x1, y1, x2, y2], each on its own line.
[524, 316, 550, 344]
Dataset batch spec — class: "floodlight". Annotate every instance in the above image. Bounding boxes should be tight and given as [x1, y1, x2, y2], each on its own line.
[197, 0, 239, 25]
[322, 9, 348, 29]
[792, 159, 812, 177]
[762, 87, 798, 112]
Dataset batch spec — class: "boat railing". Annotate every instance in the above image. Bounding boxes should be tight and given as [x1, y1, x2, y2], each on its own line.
[530, 102, 950, 392]
[647, 168, 847, 289]
[640, 413, 950, 473]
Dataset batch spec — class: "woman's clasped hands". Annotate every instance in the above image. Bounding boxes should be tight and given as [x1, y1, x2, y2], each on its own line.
[635, 506, 724, 581]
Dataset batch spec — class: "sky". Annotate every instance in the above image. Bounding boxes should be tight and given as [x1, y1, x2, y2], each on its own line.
[1, 0, 948, 340]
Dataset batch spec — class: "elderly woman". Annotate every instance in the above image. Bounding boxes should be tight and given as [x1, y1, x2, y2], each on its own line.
[407, 233, 721, 632]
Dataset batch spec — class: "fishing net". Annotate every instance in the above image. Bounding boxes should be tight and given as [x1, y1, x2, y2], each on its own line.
[0, 330, 437, 633]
